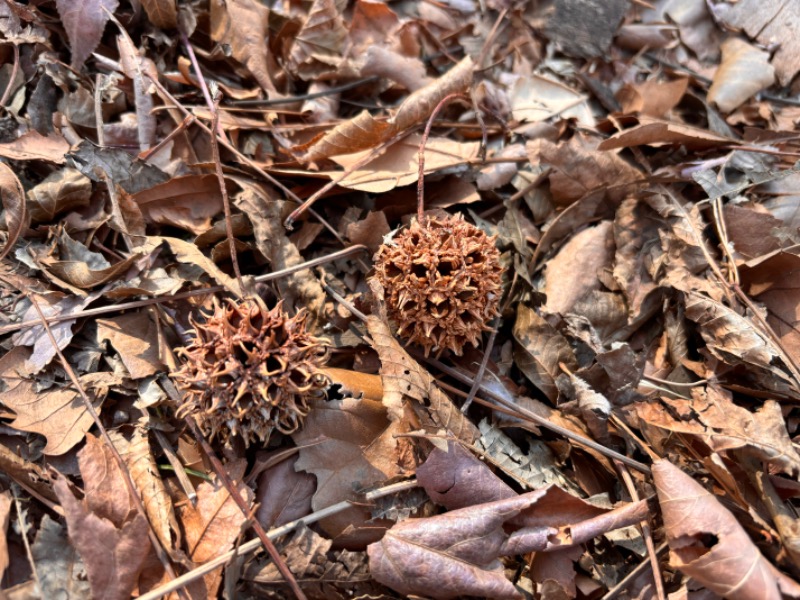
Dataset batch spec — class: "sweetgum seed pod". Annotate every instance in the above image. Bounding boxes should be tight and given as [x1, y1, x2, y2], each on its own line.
[172, 298, 329, 446]
[373, 213, 503, 356]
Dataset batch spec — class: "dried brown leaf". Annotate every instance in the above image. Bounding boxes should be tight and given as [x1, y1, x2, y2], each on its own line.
[140, 236, 244, 298]
[234, 188, 325, 322]
[366, 313, 479, 443]
[332, 134, 480, 193]
[141, 0, 177, 29]
[56, 0, 119, 69]
[0, 162, 27, 262]
[209, 0, 274, 94]
[512, 75, 593, 127]
[617, 77, 689, 118]
[293, 396, 402, 545]
[176, 459, 253, 598]
[27, 168, 92, 224]
[653, 459, 783, 599]
[96, 312, 163, 379]
[367, 493, 537, 600]
[255, 453, 315, 530]
[53, 437, 152, 600]
[109, 425, 177, 552]
[287, 0, 348, 80]
[513, 304, 577, 402]
[0, 130, 70, 163]
[636, 384, 800, 475]
[598, 117, 735, 151]
[32, 515, 92, 599]
[719, 0, 800, 86]
[132, 174, 224, 235]
[0, 347, 120, 455]
[300, 56, 473, 161]
[708, 38, 775, 113]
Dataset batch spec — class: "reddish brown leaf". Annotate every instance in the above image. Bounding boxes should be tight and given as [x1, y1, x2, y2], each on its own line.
[254, 453, 315, 530]
[56, 0, 120, 70]
[653, 459, 783, 599]
[598, 117, 735, 151]
[141, 0, 176, 29]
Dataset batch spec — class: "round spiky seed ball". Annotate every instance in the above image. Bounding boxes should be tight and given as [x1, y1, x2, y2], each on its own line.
[172, 298, 329, 446]
[373, 213, 504, 356]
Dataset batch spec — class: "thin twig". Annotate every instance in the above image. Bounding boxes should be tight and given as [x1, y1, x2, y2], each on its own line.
[179, 30, 225, 141]
[461, 319, 499, 413]
[601, 542, 669, 600]
[11, 485, 41, 594]
[0, 245, 368, 336]
[210, 91, 245, 294]
[0, 44, 19, 107]
[136, 479, 418, 600]
[614, 461, 665, 600]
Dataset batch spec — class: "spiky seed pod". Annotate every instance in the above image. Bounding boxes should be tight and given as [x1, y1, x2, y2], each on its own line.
[172, 298, 329, 446]
[372, 213, 504, 356]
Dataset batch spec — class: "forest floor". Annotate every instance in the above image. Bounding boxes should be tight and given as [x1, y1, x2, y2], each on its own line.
[2, 0, 800, 599]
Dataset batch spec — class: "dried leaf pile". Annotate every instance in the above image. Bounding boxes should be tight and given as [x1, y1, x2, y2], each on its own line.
[3, 0, 800, 599]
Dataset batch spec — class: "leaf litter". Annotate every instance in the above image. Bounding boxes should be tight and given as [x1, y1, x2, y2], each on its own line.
[2, 1, 800, 599]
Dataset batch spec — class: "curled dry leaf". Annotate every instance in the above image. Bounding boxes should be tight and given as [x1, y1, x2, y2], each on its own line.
[298, 55, 473, 161]
[287, 0, 348, 80]
[653, 459, 784, 600]
[0, 161, 27, 262]
[598, 116, 735, 151]
[96, 312, 164, 379]
[27, 168, 92, 224]
[708, 38, 775, 113]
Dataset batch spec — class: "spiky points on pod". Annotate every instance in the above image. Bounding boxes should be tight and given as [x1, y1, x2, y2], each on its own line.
[372, 213, 504, 356]
[172, 298, 329, 446]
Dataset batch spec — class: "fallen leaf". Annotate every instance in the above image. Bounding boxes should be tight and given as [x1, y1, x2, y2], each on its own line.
[209, 0, 274, 94]
[598, 117, 735, 151]
[0, 347, 121, 455]
[366, 312, 479, 443]
[293, 396, 402, 545]
[636, 384, 800, 476]
[53, 436, 153, 600]
[513, 304, 577, 402]
[287, 0, 347, 80]
[333, 134, 480, 193]
[31, 515, 92, 599]
[175, 459, 253, 598]
[255, 453, 315, 530]
[141, 0, 176, 29]
[0, 130, 70, 163]
[718, 0, 800, 86]
[56, 0, 120, 70]
[0, 162, 27, 262]
[299, 56, 473, 161]
[708, 38, 775, 113]
[512, 74, 594, 127]
[96, 312, 163, 379]
[27, 168, 92, 224]
[653, 458, 783, 599]
[539, 0, 628, 58]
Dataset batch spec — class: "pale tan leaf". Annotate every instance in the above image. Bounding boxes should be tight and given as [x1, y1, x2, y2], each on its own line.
[598, 117, 735, 151]
[132, 174, 224, 235]
[636, 384, 800, 475]
[333, 135, 480, 193]
[366, 313, 479, 443]
[708, 38, 775, 113]
[109, 425, 178, 551]
[0, 161, 27, 262]
[96, 312, 163, 379]
[300, 56, 473, 161]
[140, 236, 244, 298]
[287, 0, 347, 80]
[512, 74, 593, 127]
[0, 130, 70, 163]
[27, 168, 92, 223]
[209, 0, 274, 94]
